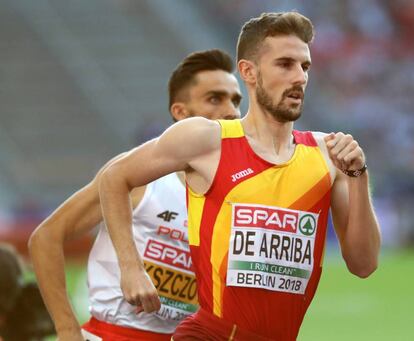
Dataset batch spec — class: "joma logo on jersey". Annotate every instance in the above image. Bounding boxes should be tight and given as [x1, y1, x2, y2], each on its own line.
[234, 205, 298, 233]
[157, 210, 178, 222]
[231, 168, 254, 182]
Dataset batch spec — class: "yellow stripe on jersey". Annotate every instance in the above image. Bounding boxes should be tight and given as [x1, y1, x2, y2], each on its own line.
[211, 201, 233, 316]
[187, 187, 206, 247]
[187, 119, 243, 247]
[218, 119, 244, 139]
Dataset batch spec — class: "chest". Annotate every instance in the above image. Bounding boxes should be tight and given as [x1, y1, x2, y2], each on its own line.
[245, 136, 296, 165]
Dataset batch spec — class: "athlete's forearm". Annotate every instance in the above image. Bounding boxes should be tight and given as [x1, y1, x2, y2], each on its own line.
[28, 227, 81, 334]
[341, 172, 381, 277]
[99, 166, 144, 272]
[99, 162, 162, 312]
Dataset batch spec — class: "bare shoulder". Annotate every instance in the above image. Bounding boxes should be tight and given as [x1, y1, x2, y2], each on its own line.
[163, 117, 220, 142]
[157, 117, 222, 157]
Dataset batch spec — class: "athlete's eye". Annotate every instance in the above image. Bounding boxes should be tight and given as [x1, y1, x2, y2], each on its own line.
[232, 97, 241, 108]
[208, 96, 221, 104]
[302, 64, 311, 72]
[278, 62, 292, 69]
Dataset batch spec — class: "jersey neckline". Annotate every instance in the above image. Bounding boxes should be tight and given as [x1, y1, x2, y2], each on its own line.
[237, 119, 300, 168]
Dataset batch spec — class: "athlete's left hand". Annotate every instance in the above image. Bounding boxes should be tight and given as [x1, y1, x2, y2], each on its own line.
[324, 132, 365, 171]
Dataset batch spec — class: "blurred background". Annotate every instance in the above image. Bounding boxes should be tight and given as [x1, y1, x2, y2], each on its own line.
[0, 0, 413, 340]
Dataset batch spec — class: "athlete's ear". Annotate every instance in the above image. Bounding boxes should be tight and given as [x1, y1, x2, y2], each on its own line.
[238, 59, 257, 85]
[170, 102, 189, 121]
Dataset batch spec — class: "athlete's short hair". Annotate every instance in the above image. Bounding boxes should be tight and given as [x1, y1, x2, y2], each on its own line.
[168, 49, 234, 118]
[237, 12, 315, 63]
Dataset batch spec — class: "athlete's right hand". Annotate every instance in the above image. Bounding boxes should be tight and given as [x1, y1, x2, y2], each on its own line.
[121, 267, 161, 313]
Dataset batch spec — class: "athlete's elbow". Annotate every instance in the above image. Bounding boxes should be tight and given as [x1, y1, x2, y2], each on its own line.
[28, 230, 37, 253]
[99, 164, 115, 189]
[28, 225, 47, 256]
[347, 258, 378, 278]
[100, 167, 117, 199]
[350, 266, 377, 279]
[99, 163, 129, 193]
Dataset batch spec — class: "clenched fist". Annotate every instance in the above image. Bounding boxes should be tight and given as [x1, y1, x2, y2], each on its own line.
[324, 132, 365, 172]
[121, 267, 161, 314]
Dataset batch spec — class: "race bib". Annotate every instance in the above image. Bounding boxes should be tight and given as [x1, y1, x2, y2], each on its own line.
[226, 203, 319, 295]
[143, 239, 197, 321]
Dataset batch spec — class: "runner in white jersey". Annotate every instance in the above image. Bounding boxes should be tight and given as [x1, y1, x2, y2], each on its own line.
[28, 49, 242, 341]
[87, 172, 195, 332]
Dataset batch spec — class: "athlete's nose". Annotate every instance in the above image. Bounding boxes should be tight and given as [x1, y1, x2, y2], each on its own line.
[292, 64, 307, 86]
[223, 102, 241, 120]
[224, 108, 241, 120]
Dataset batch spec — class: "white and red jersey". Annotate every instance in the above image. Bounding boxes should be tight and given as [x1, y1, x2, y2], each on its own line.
[87, 173, 196, 334]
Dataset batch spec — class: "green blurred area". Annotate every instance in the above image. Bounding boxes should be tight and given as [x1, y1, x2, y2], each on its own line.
[46, 249, 413, 340]
[299, 248, 413, 340]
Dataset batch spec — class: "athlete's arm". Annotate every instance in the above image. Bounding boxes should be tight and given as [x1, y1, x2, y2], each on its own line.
[323, 132, 381, 278]
[28, 153, 145, 341]
[99, 117, 221, 313]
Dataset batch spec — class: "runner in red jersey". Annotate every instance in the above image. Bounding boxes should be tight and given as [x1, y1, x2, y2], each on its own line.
[177, 120, 331, 340]
[99, 12, 381, 341]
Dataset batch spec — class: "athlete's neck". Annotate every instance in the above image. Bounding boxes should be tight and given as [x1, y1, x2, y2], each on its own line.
[241, 112, 295, 155]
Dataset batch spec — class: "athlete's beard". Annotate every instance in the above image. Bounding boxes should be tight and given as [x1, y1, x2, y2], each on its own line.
[256, 72, 304, 123]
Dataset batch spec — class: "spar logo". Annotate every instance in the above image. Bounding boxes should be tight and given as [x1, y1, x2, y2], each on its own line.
[144, 239, 192, 272]
[234, 204, 318, 236]
[234, 205, 298, 233]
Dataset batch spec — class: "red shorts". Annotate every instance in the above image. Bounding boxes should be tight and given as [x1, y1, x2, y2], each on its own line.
[82, 317, 172, 341]
[172, 309, 272, 341]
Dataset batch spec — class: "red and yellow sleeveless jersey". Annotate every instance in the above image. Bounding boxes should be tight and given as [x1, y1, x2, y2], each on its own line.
[186, 119, 332, 340]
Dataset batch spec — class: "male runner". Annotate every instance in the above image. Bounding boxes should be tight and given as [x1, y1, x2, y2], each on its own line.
[99, 12, 381, 341]
[29, 49, 242, 341]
